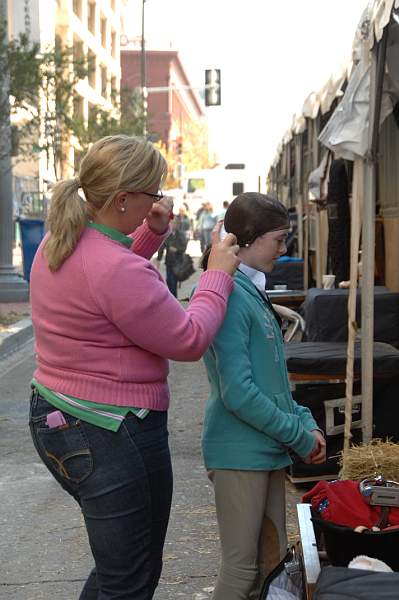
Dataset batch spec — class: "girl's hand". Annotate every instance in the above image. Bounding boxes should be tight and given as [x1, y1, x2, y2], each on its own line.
[207, 222, 240, 276]
[146, 196, 174, 234]
[305, 430, 326, 464]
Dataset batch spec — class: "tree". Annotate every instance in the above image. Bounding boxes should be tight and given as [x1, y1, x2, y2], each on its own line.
[0, 20, 40, 160]
[156, 120, 215, 189]
[37, 37, 90, 179]
[181, 119, 215, 172]
[71, 87, 146, 162]
[1, 28, 146, 178]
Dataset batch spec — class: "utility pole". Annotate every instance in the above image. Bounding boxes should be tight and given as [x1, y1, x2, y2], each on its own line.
[140, 0, 147, 136]
[0, 0, 29, 301]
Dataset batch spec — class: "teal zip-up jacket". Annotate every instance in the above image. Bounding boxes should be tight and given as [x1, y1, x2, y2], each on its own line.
[202, 270, 318, 470]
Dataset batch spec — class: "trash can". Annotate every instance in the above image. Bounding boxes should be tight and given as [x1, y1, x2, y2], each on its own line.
[17, 217, 45, 283]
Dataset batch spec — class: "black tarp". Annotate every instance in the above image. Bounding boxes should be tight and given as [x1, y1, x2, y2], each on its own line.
[303, 287, 399, 346]
[267, 261, 305, 290]
[285, 341, 399, 377]
[313, 567, 399, 599]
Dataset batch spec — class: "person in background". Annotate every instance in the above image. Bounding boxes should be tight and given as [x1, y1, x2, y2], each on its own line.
[217, 200, 230, 221]
[198, 202, 217, 253]
[175, 205, 192, 244]
[157, 217, 188, 297]
[200, 193, 326, 600]
[194, 202, 207, 248]
[195, 201, 206, 222]
[183, 201, 195, 238]
[29, 134, 240, 600]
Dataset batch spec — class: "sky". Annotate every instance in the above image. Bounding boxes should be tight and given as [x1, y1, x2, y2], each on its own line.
[125, 0, 370, 177]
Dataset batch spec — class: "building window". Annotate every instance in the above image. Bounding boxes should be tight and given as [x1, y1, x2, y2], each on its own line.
[110, 76, 117, 102]
[73, 94, 84, 120]
[73, 39, 84, 77]
[88, 2, 96, 34]
[73, 0, 82, 18]
[101, 66, 108, 98]
[111, 30, 116, 58]
[88, 50, 96, 89]
[88, 102, 98, 128]
[100, 16, 107, 48]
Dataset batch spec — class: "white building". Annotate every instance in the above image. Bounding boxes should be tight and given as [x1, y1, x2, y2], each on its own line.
[7, 0, 128, 190]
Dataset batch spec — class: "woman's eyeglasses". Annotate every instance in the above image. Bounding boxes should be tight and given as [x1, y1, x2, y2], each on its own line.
[141, 191, 164, 201]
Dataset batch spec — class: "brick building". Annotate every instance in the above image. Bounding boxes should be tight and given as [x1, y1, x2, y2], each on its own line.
[120, 50, 205, 151]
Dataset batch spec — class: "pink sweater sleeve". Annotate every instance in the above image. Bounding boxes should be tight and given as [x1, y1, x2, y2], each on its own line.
[130, 221, 170, 259]
[89, 254, 234, 362]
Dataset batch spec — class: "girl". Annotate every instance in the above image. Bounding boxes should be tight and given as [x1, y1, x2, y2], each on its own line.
[201, 193, 325, 600]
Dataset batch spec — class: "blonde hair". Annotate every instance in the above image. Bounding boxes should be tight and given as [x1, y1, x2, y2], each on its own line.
[45, 135, 167, 271]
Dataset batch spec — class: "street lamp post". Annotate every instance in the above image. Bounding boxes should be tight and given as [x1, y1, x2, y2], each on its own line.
[141, 0, 147, 136]
[0, 0, 29, 301]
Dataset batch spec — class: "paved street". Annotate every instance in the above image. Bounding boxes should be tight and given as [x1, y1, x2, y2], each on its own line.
[0, 341, 221, 600]
[0, 342, 304, 600]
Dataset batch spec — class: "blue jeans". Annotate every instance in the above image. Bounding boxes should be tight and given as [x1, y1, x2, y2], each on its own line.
[29, 389, 173, 599]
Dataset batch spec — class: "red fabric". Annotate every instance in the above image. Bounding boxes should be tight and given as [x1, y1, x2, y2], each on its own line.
[302, 480, 399, 529]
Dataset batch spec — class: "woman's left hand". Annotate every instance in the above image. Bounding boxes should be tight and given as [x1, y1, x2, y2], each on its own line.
[146, 196, 174, 234]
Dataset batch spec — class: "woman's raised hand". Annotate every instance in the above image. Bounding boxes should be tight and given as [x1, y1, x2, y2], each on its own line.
[146, 196, 174, 234]
[207, 221, 240, 276]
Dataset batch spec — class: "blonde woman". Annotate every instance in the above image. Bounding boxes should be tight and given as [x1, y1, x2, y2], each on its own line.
[29, 135, 239, 600]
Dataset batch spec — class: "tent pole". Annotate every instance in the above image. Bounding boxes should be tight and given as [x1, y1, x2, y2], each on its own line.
[343, 159, 363, 455]
[361, 28, 388, 443]
[312, 116, 323, 288]
[303, 121, 312, 290]
[295, 135, 304, 259]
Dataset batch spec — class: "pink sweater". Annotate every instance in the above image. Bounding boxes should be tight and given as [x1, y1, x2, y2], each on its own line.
[30, 222, 234, 410]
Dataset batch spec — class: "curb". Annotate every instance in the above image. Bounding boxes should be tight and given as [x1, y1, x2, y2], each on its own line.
[0, 318, 33, 360]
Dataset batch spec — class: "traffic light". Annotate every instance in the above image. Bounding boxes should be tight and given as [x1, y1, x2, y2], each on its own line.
[205, 69, 221, 106]
[176, 137, 183, 155]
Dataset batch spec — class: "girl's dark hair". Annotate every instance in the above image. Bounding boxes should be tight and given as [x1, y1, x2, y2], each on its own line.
[224, 192, 289, 247]
[201, 192, 289, 270]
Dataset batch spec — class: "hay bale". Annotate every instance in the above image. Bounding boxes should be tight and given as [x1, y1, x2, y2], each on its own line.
[339, 439, 399, 482]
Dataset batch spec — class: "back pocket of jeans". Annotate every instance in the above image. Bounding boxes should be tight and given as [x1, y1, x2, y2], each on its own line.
[34, 419, 93, 484]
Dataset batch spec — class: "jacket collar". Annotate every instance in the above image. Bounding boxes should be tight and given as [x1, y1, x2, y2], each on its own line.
[235, 269, 283, 328]
[238, 263, 266, 292]
[235, 269, 265, 299]
[86, 222, 133, 249]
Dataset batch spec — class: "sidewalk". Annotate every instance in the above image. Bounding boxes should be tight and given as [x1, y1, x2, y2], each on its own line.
[0, 244, 31, 356]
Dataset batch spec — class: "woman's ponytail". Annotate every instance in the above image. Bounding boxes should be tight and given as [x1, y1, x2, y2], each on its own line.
[45, 179, 88, 271]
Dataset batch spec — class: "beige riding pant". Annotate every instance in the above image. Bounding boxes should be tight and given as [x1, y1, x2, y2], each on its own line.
[208, 469, 287, 600]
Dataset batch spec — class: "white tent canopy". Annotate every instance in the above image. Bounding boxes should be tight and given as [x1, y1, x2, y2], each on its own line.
[270, 1, 399, 169]
[319, 12, 399, 159]
[318, 0, 399, 444]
